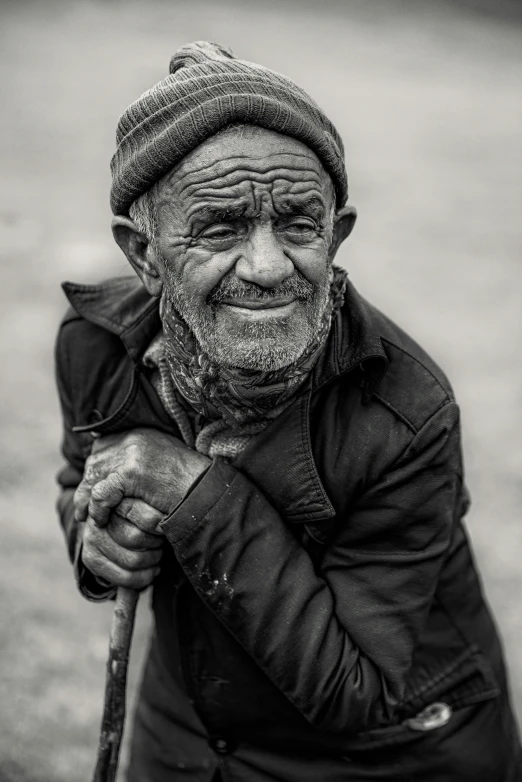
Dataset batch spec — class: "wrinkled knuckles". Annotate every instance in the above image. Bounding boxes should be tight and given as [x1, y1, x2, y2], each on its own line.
[91, 472, 125, 504]
[122, 457, 140, 483]
[120, 547, 161, 572]
[111, 522, 149, 550]
[90, 482, 110, 503]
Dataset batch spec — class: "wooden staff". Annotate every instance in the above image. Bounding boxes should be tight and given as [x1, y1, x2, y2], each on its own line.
[92, 587, 139, 782]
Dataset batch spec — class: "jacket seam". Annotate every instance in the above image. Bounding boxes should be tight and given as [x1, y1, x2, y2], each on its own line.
[389, 399, 457, 470]
[436, 589, 476, 654]
[371, 392, 418, 434]
[399, 644, 482, 705]
[380, 336, 453, 403]
[300, 393, 334, 514]
[171, 466, 237, 547]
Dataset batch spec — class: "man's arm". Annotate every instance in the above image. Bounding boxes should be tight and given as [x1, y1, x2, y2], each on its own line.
[55, 323, 113, 600]
[158, 402, 461, 733]
[55, 325, 167, 599]
[80, 402, 461, 733]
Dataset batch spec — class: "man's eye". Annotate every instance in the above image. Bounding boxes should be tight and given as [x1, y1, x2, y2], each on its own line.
[200, 224, 237, 240]
[282, 219, 317, 233]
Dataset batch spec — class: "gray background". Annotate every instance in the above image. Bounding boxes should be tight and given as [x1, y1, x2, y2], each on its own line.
[0, 1, 520, 779]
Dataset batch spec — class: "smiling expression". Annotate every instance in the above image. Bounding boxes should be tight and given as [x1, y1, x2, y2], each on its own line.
[147, 127, 338, 371]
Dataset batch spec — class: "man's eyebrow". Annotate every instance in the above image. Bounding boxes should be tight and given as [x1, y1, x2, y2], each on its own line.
[276, 196, 326, 216]
[191, 204, 247, 224]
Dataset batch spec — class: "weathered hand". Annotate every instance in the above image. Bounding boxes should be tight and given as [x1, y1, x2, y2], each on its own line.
[81, 497, 165, 589]
[74, 428, 210, 528]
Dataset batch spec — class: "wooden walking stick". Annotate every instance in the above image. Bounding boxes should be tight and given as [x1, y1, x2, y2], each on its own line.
[92, 586, 139, 782]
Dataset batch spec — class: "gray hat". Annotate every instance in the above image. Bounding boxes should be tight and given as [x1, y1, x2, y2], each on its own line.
[110, 41, 348, 215]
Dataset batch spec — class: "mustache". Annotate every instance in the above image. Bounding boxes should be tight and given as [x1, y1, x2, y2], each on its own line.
[208, 271, 315, 305]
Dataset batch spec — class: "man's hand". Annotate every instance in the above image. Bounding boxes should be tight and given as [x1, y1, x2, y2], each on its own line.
[81, 498, 165, 589]
[74, 428, 211, 527]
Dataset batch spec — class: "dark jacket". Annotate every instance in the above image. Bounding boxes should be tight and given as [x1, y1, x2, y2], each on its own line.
[55, 275, 521, 782]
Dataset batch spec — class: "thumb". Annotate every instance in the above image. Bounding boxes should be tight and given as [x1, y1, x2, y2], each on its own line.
[88, 472, 126, 527]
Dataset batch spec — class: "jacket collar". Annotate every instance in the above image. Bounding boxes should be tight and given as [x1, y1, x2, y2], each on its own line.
[62, 277, 161, 362]
[62, 273, 388, 523]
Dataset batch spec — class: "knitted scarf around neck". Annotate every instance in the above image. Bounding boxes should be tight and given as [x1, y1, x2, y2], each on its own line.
[145, 265, 348, 458]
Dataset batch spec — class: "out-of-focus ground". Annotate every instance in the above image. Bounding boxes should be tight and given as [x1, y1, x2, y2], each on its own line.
[0, 1, 520, 779]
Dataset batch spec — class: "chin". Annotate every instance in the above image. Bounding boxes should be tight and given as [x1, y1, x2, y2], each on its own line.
[213, 338, 307, 372]
[203, 311, 313, 372]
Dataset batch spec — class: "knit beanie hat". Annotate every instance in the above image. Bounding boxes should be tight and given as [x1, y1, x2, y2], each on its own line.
[110, 41, 347, 215]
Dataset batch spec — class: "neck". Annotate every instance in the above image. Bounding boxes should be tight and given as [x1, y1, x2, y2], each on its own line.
[156, 266, 348, 428]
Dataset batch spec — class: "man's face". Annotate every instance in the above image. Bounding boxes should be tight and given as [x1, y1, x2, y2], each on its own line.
[150, 127, 336, 371]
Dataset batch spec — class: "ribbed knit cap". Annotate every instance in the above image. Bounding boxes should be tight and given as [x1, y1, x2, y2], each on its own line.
[110, 41, 347, 215]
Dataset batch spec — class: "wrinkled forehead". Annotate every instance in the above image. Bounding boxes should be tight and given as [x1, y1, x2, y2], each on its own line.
[154, 126, 335, 209]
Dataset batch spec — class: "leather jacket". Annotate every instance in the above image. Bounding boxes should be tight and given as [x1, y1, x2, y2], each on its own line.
[55, 274, 520, 781]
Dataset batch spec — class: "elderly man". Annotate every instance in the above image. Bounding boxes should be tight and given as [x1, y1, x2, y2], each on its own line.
[55, 42, 521, 781]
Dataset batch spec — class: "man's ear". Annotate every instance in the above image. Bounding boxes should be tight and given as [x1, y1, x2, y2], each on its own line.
[330, 205, 357, 261]
[111, 216, 163, 297]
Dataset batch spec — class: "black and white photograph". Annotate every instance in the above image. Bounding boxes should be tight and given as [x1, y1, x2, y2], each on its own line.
[1, 1, 521, 780]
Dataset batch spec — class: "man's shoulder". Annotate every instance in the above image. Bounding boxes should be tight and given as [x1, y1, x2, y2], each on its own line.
[58, 275, 152, 334]
[343, 290, 456, 435]
[55, 276, 158, 413]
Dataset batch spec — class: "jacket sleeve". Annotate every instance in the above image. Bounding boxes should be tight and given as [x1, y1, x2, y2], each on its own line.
[160, 401, 462, 733]
[55, 320, 116, 601]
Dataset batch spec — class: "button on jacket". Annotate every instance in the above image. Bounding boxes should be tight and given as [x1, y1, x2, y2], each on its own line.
[55, 275, 521, 781]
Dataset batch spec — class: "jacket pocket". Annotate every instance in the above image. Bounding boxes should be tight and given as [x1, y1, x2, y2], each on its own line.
[343, 645, 500, 753]
[397, 644, 500, 717]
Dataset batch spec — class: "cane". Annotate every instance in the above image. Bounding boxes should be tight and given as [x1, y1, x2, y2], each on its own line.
[92, 586, 139, 782]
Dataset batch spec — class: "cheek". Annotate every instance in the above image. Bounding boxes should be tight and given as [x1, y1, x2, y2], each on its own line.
[155, 213, 236, 299]
[285, 241, 330, 287]
[167, 247, 238, 300]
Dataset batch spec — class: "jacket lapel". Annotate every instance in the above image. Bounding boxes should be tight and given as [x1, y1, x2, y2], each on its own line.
[233, 390, 336, 523]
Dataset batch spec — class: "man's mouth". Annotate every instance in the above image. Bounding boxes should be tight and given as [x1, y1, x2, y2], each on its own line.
[220, 295, 297, 311]
[218, 296, 298, 320]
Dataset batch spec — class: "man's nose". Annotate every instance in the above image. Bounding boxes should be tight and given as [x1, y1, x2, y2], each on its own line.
[235, 223, 294, 288]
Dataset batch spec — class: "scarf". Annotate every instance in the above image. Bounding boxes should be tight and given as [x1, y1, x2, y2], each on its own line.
[143, 265, 348, 458]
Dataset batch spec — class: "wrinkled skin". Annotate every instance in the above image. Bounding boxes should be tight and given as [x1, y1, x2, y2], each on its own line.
[77, 127, 356, 588]
[75, 429, 209, 589]
[152, 129, 336, 371]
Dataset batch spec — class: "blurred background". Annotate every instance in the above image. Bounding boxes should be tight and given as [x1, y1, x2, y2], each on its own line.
[0, 0, 521, 779]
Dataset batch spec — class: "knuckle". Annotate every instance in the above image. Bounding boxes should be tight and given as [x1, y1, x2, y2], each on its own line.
[116, 497, 132, 519]
[127, 526, 146, 548]
[111, 471, 126, 494]
[119, 569, 136, 588]
[124, 462, 138, 482]
[91, 482, 107, 501]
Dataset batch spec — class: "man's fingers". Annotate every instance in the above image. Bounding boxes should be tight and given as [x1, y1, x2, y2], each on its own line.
[81, 544, 160, 590]
[116, 498, 164, 535]
[88, 472, 126, 527]
[74, 479, 93, 523]
[74, 453, 110, 522]
[84, 520, 163, 571]
[108, 514, 164, 551]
